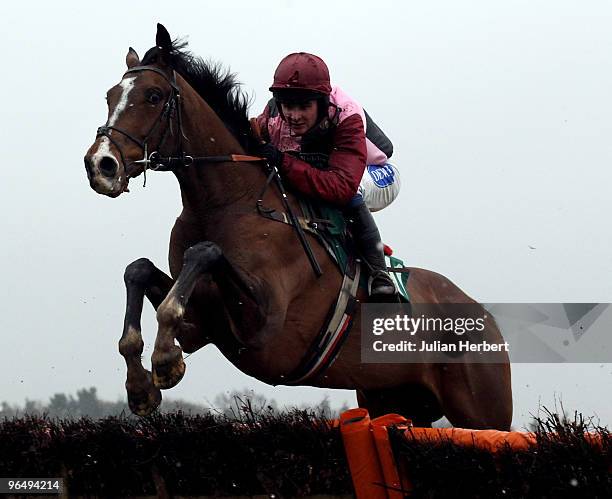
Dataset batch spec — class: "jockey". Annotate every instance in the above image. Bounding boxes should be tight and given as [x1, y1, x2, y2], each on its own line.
[256, 52, 398, 297]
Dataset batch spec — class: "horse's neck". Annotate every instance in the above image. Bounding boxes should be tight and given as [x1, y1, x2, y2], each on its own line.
[175, 85, 263, 221]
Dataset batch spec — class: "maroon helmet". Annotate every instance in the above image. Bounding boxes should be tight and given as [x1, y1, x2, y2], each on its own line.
[269, 52, 332, 98]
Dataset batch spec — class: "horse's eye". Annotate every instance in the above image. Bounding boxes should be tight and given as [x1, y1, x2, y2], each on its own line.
[147, 90, 162, 105]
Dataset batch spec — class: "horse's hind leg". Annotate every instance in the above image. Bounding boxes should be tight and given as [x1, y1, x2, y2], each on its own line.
[118, 258, 173, 416]
[439, 363, 513, 430]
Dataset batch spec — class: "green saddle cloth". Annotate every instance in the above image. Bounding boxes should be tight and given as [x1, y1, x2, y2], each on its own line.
[298, 199, 410, 303]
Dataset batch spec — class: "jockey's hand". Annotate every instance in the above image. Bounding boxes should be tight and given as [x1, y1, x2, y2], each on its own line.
[257, 142, 283, 170]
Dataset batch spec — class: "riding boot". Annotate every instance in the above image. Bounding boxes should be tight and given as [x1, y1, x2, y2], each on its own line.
[347, 201, 397, 297]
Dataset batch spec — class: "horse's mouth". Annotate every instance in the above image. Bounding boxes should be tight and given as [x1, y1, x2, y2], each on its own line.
[105, 189, 124, 198]
[89, 174, 129, 198]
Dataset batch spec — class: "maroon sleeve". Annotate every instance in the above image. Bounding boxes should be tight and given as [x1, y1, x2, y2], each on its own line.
[278, 113, 367, 206]
[255, 103, 271, 142]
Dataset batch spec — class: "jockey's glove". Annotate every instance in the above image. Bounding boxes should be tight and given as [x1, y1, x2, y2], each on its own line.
[257, 142, 284, 170]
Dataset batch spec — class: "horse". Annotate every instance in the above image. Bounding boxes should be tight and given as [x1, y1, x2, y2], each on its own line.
[83, 24, 512, 430]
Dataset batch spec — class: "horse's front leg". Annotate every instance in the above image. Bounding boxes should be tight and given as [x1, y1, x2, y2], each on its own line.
[118, 258, 173, 416]
[152, 241, 269, 389]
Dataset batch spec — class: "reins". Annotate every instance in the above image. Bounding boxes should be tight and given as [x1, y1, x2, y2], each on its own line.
[141, 152, 265, 172]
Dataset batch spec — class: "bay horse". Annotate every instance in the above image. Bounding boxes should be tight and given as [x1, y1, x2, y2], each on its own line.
[83, 24, 512, 429]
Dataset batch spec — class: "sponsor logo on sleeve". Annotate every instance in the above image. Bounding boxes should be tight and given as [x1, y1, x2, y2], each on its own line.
[367, 164, 395, 188]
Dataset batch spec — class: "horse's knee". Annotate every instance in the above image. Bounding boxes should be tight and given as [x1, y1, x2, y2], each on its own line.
[157, 296, 185, 327]
[183, 241, 223, 269]
[119, 326, 144, 357]
[124, 258, 155, 286]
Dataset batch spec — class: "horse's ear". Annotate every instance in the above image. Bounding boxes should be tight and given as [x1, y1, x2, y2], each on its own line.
[126, 47, 140, 69]
[156, 23, 172, 62]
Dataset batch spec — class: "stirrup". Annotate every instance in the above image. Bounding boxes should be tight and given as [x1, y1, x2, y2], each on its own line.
[368, 270, 397, 296]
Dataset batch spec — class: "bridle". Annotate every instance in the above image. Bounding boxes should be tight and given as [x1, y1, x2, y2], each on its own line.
[96, 64, 261, 183]
[96, 65, 184, 181]
[95, 63, 322, 276]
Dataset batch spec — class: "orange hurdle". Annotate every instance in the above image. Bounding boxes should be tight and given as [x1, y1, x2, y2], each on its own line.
[340, 409, 606, 498]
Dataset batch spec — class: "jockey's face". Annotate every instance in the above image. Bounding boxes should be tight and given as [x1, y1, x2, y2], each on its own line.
[280, 99, 318, 136]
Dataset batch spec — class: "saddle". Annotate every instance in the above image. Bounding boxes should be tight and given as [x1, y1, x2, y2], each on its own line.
[298, 198, 410, 299]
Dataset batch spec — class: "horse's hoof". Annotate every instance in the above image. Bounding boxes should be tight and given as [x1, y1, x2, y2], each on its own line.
[152, 348, 186, 389]
[127, 378, 162, 416]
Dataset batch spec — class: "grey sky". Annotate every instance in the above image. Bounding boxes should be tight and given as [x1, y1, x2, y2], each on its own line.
[0, 0, 610, 427]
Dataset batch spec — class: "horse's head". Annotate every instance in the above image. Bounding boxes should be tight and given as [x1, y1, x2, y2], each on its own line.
[84, 24, 180, 197]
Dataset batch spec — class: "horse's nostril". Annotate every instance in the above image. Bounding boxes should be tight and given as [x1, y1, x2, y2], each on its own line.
[99, 156, 118, 177]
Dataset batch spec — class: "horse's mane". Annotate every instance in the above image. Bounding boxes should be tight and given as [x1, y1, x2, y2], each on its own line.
[141, 40, 255, 151]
